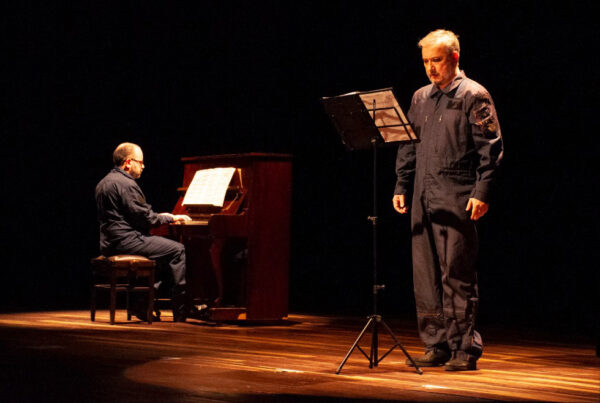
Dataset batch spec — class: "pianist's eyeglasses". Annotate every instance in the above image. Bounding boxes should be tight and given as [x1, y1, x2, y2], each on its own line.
[129, 158, 144, 165]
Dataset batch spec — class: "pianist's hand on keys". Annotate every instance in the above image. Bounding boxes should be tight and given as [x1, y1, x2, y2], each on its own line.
[159, 213, 192, 224]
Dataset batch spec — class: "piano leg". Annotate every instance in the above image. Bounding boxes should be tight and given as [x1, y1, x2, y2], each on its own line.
[209, 238, 225, 307]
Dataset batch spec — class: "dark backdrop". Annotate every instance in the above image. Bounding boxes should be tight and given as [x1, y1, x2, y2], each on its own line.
[4, 2, 597, 338]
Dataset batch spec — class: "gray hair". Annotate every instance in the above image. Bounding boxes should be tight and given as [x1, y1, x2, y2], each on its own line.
[418, 29, 460, 56]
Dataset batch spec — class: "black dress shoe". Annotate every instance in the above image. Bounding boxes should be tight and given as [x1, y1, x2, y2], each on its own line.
[444, 351, 477, 371]
[128, 308, 161, 322]
[172, 306, 188, 322]
[406, 347, 451, 367]
[172, 303, 209, 322]
[187, 304, 209, 321]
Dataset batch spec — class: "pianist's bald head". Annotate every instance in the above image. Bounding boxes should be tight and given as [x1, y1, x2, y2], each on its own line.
[113, 142, 141, 167]
[113, 142, 145, 179]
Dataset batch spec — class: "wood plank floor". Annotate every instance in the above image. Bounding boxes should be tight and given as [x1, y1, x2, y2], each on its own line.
[0, 311, 598, 402]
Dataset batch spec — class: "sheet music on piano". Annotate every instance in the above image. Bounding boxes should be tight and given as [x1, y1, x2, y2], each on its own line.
[182, 167, 236, 207]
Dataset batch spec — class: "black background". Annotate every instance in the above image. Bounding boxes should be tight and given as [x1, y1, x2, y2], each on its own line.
[4, 2, 598, 338]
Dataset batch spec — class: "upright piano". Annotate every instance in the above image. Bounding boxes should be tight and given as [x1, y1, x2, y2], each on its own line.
[163, 153, 292, 322]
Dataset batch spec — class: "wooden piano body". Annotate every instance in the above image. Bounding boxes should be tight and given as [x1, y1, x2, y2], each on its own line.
[166, 153, 292, 322]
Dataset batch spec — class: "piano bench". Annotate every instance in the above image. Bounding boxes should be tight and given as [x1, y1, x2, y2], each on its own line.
[90, 255, 156, 325]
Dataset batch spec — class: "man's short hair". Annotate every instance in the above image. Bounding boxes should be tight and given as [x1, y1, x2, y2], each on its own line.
[112, 143, 137, 167]
[418, 29, 460, 55]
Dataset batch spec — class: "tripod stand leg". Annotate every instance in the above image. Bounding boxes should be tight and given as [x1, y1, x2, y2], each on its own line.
[370, 318, 379, 368]
[379, 318, 423, 375]
[336, 316, 376, 374]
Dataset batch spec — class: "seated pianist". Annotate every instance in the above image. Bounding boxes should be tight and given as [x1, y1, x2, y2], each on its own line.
[94, 142, 207, 322]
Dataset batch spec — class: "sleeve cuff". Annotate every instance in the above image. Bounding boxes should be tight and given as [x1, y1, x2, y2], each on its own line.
[471, 188, 489, 204]
[160, 214, 174, 224]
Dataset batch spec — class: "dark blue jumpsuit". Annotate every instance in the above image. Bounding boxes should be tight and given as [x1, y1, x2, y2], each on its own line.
[95, 168, 187, 301]
[395, 71, 503, 358]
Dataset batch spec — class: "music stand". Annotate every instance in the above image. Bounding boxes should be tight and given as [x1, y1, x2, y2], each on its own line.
[321, 88, 422, 375]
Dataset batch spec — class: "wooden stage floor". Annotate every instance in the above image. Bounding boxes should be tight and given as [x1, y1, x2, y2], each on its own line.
[0, 311, 598, 402]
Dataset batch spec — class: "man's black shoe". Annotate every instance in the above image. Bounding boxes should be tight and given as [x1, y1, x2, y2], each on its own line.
[172, 306, 188, 322]
[187, 304, 210, 321]
[128, 308, 161, 322]
[173, 304, 209, 322]
[406, 347, 451, 367]
[444, 351, 477, 371]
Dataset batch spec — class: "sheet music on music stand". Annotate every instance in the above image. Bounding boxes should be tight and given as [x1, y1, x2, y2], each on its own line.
[321, 88, 418, 150]
[182, 167, 236, 207]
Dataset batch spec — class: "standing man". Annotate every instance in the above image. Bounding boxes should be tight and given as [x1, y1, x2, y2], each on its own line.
[393, 30, 503, 371]
[95, 142, 196, 322]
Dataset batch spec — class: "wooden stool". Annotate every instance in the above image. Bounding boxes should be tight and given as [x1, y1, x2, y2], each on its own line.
[90, 255, 156, 325]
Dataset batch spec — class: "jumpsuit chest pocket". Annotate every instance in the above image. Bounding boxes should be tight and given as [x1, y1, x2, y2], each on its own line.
[434, 99, 468, 156]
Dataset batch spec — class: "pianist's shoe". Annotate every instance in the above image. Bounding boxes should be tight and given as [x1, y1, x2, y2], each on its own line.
[187, 304, 210, 321]
[128, 295, 161, 322]
[172, 287, 209, 322]
[128, 307, 161, 322]
[172, 304, 209, 322]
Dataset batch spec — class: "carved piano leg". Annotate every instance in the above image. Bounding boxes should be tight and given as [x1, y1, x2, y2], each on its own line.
[209, 238, 225, 307]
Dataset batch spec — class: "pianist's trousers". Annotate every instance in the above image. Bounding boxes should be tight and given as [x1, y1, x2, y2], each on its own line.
[113, 234, 187, 290]
[410, 196, 482, 356]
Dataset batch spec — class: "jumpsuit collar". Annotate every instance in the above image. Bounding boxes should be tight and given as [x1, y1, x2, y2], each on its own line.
[112, 167, 134, 180]
[429, 70, 466, 98]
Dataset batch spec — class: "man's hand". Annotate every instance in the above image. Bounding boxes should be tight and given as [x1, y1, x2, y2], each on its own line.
[159, 213, 192, 223]
[393, 194, 408, 214]
[465, 198, 489, 221]
[173, 214, 192, 223]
